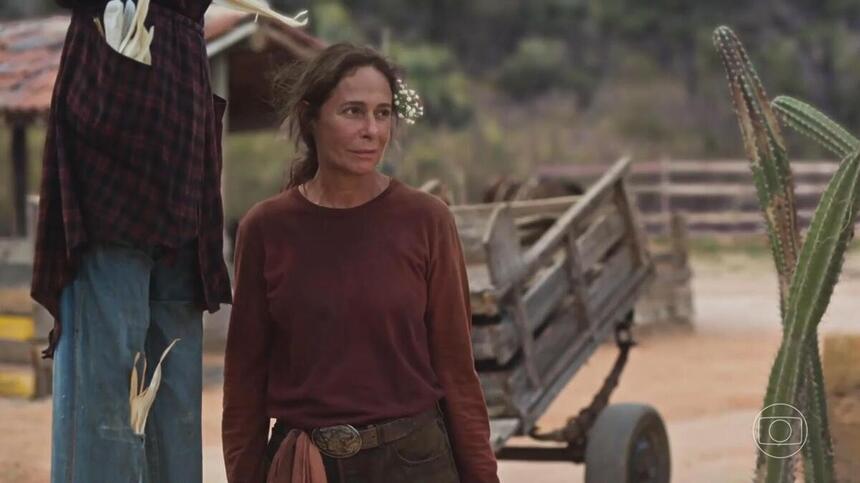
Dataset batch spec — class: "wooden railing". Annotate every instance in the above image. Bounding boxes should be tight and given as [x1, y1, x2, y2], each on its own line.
[538, 159, 859, 235]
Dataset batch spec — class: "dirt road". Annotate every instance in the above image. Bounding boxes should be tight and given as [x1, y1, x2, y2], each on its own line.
[2, 252, 858, 482]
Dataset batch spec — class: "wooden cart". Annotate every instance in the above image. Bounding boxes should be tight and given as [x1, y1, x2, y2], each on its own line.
[451, 158, 671, 482]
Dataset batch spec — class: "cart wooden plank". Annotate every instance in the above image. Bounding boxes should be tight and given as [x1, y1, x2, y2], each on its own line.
[480, 264, 651, 421]
[521, 266, 651, 430]
[447, 157, 655, 454]
[453, 196, 581, 264]
[483, 206, 526, 291]
[470, 224, 633, 363]
[468, 205, 629, 319]
[522, 158, 631, 275]
[490, 418, 521, 453]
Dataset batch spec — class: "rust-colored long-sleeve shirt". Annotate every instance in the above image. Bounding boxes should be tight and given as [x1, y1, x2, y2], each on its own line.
[222, 178, 499, 483]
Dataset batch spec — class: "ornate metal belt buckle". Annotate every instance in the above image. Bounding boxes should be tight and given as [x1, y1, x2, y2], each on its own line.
[311, 424, 362, 459]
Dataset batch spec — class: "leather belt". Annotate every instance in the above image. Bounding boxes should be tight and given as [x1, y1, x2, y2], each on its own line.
[273, 407, 439, 459]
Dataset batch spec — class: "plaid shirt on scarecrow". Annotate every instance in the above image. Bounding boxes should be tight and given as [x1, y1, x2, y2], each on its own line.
[33, 0, 232, 357]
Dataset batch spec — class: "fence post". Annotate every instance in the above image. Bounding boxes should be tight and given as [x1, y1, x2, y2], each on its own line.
[660, 157, 671, 234]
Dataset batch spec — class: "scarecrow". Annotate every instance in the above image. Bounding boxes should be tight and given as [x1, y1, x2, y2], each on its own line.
[33, 1, 305, 481]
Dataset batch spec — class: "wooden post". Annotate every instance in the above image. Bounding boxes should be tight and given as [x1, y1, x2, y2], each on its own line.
[660, 157, 670, 234]
[11, 121, 29, 237]
[565, 232, 594, 332]
[511, 291, 541, 388]
[614, 178, 651, 268]
[669, 212, 689, 268]
[484, 206, 540, 388]
[26, 195, 38, 246]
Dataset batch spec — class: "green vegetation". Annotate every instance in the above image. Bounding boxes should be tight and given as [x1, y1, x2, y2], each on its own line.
[5, 1, 860, 231]
[715, 25, 860, 482]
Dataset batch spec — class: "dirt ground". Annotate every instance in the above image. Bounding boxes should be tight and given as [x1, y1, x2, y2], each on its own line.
[2, 252, 859, 483]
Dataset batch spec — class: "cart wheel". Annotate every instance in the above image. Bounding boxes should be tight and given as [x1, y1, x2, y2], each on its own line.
[584, 403, 670, 483]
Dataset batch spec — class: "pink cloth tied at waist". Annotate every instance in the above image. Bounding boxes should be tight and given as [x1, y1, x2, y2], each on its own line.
[267, 430, 327, 483]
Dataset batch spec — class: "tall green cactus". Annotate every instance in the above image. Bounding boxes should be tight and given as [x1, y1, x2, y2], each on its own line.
[714, 27, 860, 483]
[768, 142, 859, 482]
[713, 27, 799, 302]
[713, 26, 811, 482]
[771, 95, 858, 483]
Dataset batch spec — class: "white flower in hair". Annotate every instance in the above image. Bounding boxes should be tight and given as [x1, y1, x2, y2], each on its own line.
[394, 78, 424, 125]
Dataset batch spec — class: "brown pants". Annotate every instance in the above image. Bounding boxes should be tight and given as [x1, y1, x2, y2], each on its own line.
[266, 409, 460, 483]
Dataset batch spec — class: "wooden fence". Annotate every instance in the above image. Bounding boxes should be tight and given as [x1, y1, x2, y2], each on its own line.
[537, 159, 858, 236]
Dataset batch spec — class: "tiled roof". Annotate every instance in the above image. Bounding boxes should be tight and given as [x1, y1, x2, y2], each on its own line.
[0, 6, 323, 118]
[0, 15, 68, 118]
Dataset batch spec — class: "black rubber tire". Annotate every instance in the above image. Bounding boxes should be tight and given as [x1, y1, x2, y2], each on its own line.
[584, 403, 671, 483]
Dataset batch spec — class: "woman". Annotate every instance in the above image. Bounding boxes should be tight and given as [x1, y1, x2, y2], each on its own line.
[221, 44, 499, 482]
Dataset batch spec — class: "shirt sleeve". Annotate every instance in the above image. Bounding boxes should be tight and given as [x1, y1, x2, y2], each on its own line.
[425, 209, 500, 483]
[222, 213, 273, 483]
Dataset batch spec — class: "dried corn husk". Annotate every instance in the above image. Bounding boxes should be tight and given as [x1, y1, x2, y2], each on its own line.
[120, 0, 154, 65]
[129, 338, 180, 435]
[103, 0, 125, 50]
[122, 0, 136, 39]
[213, 0, 308, 28]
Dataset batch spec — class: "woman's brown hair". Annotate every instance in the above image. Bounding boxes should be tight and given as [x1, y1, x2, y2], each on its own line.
[273, 43, 401, 189]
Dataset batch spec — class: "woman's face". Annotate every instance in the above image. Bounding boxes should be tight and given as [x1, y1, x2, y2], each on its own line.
[312, 65, 393, 177]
